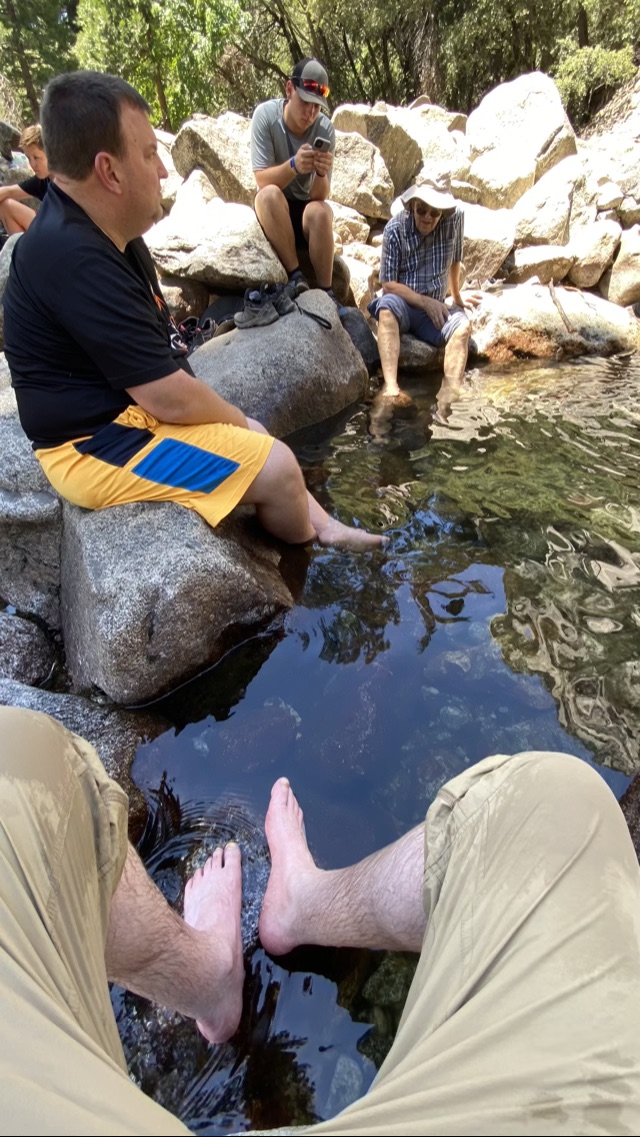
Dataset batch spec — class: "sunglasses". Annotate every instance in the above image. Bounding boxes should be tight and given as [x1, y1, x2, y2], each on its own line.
[415, 204, 442, 219]
[292, 77, 330, 99]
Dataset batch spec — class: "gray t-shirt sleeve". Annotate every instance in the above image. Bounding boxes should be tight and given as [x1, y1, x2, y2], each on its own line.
[251, 102, 277, 171]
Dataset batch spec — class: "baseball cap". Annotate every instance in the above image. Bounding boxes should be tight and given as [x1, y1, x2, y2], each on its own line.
[290, 58, 330, 111]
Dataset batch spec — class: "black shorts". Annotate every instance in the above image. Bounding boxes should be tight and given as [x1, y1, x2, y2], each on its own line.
[287, 198, 309, 248]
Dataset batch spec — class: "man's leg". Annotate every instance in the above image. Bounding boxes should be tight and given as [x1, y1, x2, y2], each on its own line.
[302, 200, 334, 289]
[377, 308, 403, 397]
[437, 318, 472, 419]
[260, 753, 640, 1136]
[0, 706, 192, 1134]
[254, 184, 299, 274]
[37, 411, 384, 550]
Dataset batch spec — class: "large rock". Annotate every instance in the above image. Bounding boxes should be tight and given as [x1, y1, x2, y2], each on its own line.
[155, 129, 183, 211]
[0, 679, 166, 836]
[171, 112, 255, 205]
[599, 225, 640, 306]
[472, 283, 640, 363]
[332, 103, 422, 195]
[0, 611, 56, 685]
[459, 203, 515, 281]
[505, 245, 575, 285]
[568, 220, 621, 289]
[331, 131, 394, 219]
[146, 198, 286, 290]
[341, 255, 376, 314]
[168, 168, 217, 222]
[159, 275, 210, 322]
[0, 120, 20, 160]
[0, 232, 20, 349]
[398, 336, 442, 371]
[0, 360, 61, 626]
[468, 146, 535, 210]
[61, 501, 294, 704]
[407, 119, 471, 183]
[513, 157, 579, 248]
[329, 200, 370, 245]
[190, 291, 367, 435]
[466, 72, 577, 182]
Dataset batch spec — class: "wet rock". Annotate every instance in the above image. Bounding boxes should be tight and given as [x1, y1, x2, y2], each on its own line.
[568, 220, 621, 289]
[362, 952, 417, 1007]
[0, 611, 56, 685]
[459, 202, 515, 281]
[190, 290, 367, 436]
[0, 679, 166, 833]
[147, 196, 286, 291]
[472, 282, 640, 362]
[466, 71, 576, 181]
[398, 335, 441, 371]
[61, 501, 295, 704]
[171, 112, 255, 205]
[340, 307, 380, 375]
[599, 225, 640, 306]
[331, 131, 394, 220]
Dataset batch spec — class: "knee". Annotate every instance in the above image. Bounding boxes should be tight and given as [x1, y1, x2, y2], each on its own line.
[379, 307, 399, 330]
[450, 318, 471, 343]
[263, 438, 305, 493]
[304, 200, 332, 231]
[255, 184, 286, 213]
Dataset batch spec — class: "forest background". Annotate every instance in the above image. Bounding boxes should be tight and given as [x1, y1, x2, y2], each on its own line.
[1, 0, 639, 136]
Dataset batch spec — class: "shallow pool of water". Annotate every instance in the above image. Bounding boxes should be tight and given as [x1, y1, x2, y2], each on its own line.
[118, 354, 640, 1132]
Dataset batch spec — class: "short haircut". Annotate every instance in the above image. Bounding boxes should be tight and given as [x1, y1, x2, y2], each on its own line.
[41, 71, 150, 180]
[19, 124, 43, 151]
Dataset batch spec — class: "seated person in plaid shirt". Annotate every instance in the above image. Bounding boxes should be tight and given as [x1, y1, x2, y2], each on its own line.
[368, 175, 482, 411]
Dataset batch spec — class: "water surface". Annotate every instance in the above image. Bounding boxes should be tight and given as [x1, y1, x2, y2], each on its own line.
[118, 354, 640, 1131]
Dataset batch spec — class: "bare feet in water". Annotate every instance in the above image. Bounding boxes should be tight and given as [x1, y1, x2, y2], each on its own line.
[183, 843, 244, 1043]
[259, 777, 321, 955]
[314, 517, 387, 550]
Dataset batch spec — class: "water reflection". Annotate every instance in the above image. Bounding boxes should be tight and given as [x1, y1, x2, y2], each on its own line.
[125, 354, 640, 1128]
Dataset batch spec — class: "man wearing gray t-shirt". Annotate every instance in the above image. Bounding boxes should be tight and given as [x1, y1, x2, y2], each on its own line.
[250, 58, 341, 307]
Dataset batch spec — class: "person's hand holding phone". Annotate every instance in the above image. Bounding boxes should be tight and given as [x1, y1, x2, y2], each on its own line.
[293, 144, 317, 175]
[313, 138, 333, 178]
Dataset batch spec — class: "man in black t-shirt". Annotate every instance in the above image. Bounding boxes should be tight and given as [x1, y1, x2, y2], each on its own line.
[0, 123, 51, 235]
[5, 71, 382, 551]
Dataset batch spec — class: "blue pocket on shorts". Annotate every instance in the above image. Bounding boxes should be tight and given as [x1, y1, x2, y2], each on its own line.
[132, 438, 240, 494]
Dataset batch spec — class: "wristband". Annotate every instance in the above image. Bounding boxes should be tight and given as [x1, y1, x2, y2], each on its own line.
[290, 155, 297, 173]
[315, 171, 327, 178]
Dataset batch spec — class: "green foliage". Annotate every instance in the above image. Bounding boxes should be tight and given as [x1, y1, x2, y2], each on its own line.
[0, 0, 77, 117]
[555, 42, 635, 125]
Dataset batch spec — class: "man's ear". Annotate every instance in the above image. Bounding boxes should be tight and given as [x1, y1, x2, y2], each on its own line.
[94, 150, 123, 195]
[284, 79, 294, 99]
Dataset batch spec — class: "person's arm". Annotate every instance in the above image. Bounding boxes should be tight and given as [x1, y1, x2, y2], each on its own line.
[126, 369, 248, 429]
[309, 148, 332, 201]
[448, 262, 483, 311]
[0, 183, 31, 205]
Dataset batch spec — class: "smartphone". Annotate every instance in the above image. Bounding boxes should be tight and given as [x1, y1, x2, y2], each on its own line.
[313, 136, 331, 152]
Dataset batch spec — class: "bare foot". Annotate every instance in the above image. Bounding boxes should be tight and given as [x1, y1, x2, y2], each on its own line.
[314, 516, 387, 550]
[378, 388, 413, 406]
[259, 778, 320, 955]
[183, 843, 244, 1044]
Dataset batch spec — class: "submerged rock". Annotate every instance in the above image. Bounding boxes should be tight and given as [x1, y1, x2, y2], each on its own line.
[0, 611, 56, 685]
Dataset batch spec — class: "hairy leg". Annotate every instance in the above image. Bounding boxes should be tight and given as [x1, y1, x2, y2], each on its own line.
[260, 778, 426, 955]
[436, 323, 471, 421]
[105, 842, 244, 1044]
[302, 200, 335, 288]
[0, 198, 37, 235]
[242, 427, 385, 549]
[254, 185, 298, 273]
[377, 308, 403, 397]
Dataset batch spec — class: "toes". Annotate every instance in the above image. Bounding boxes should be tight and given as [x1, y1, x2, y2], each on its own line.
[223, 841, 241, 871]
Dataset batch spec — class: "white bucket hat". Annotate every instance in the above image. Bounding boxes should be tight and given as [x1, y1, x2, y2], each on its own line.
[401, 174, 456, 214]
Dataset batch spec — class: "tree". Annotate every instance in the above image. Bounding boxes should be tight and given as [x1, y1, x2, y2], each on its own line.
[0, 0, 77, 120]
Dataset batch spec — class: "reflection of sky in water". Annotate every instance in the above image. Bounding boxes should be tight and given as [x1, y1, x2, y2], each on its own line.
[125, 355, 640, 1130]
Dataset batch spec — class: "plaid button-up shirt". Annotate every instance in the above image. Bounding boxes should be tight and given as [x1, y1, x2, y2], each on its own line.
[379, 208, 464, 302]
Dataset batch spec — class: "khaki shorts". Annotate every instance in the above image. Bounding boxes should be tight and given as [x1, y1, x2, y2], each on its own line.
[36, 406, 274, 529]
[1, 707, 639, 1135]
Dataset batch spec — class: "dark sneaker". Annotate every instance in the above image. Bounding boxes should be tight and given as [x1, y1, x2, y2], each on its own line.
[234, 287, 279, 329]
[264, 282, 297, 316]
[288, 268, 310, 296]
[325, 287, 349, 320]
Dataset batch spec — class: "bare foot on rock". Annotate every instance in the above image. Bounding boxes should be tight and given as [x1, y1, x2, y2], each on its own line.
[259, 778, 320, 956]
[315, 516, 387, 550]
[183, 843, 244, 1044]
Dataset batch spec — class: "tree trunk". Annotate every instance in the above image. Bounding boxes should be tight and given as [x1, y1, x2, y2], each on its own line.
[3, 0, 40, 118]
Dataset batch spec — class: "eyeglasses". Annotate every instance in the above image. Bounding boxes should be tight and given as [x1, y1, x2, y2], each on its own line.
[415, 204, 442, 219]
[292, 77, 330, 99]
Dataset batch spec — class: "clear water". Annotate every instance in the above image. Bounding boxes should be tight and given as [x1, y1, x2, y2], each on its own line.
[116, 354, 640, 1132]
